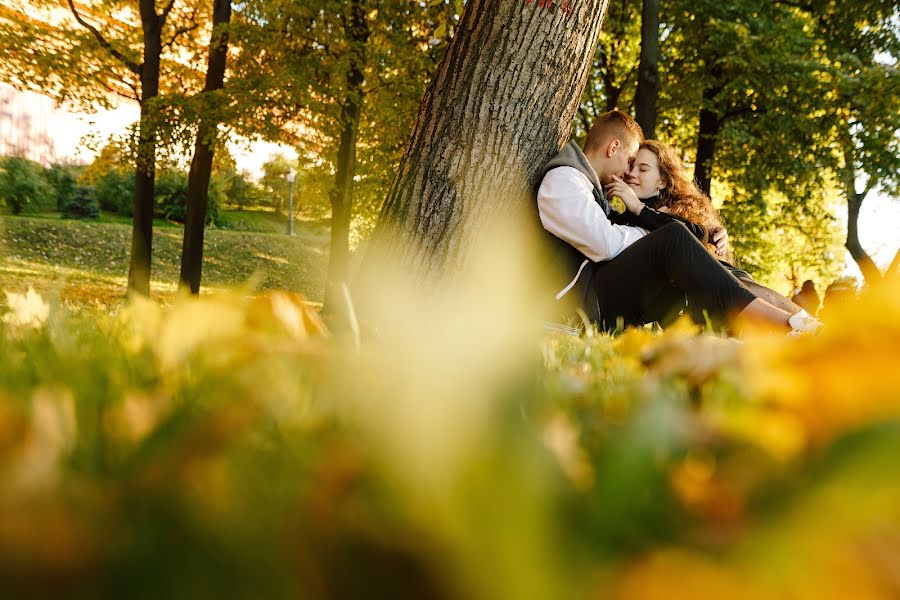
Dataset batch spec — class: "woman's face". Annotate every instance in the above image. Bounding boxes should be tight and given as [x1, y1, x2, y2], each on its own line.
[627, 148, 667, 200]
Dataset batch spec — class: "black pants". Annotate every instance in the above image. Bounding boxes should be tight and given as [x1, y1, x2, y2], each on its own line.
[582, 221, 757, 330]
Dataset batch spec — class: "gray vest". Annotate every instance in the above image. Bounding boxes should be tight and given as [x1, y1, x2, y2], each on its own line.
[539, 141, 608, 323]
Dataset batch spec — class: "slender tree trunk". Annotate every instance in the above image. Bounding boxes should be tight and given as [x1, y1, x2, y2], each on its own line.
[367, 0, 610, 281]
[128, 0, 172, 296]
[180, 0, 232, 294]
[844, 179, 881, 285]
[323, 0, 369, 313]
[634, 0, 659, 138]
[694, 82, 721, 197]
[840, 136, 881, 285]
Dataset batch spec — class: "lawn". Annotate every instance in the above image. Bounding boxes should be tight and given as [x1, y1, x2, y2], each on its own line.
[0, 211, 330, 309]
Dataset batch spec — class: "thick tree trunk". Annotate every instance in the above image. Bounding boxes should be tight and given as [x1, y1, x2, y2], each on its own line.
[323, 0, 368, 313]
[694, 82, 721, 197]
[127, 0, 166, 297]
[634, 0, 659, 139]
[367, 0, 609, 281]
[180, 0, 232, 294]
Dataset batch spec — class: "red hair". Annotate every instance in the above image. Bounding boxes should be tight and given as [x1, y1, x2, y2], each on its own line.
[584, 110, 644, 155]
[640, 140, 734, 264]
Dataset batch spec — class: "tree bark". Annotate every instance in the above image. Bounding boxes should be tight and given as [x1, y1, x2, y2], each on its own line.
[323, 0, 369, 313]
[367, 0, 610, 282]
[634, 0, 659, 139]
[844, 180, 881, 285]
[693, 82, 722, 197]
[840, 135, 881, 285]
[179, 0, 232, 294]
[127, 0, 166, 297]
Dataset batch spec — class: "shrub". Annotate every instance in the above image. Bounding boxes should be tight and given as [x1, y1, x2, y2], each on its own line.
[220, 169, 261, 210]
[0, 155, 54, 214]
[154, 170, 189, 222]
[61, 186, 99, 219]
[94, 170, 134, 216]
[155, 170, 221, 226]
[44, 164, 81, 211]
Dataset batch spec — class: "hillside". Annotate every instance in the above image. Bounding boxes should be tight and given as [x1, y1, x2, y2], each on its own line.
[0, 213, 329, 308]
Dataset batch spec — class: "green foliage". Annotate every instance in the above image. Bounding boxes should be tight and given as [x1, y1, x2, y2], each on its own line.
[94, 170, 135, 216]
[258, 154, 295, 214]
[154, 170, 222, 226]
[719, 187, 845, 290]
[227, 0, 451, 243]
[0, 155, 54, 215]
[42, 164, 82, 211]
[575, 0, 898, 285]
[60, 185, 100, 220]
[220, 169, 262, 211]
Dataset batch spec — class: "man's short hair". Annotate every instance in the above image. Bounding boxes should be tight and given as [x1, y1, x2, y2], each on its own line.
[584, 110, 644, 155]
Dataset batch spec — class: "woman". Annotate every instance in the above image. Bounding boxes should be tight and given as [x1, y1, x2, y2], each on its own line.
[620, 139, 803, 315]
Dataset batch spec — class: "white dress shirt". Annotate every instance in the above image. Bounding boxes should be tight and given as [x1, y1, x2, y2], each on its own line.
[537, 166, 647, 262]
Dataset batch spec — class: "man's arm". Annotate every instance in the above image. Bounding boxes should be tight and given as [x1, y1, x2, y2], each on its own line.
[537, 167, 647, 262]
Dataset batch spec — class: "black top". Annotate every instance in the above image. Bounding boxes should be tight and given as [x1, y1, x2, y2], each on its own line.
[611, 194, 708, 245]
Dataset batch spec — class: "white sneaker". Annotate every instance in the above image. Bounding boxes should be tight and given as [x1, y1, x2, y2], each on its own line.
[788, 309, 823, 336]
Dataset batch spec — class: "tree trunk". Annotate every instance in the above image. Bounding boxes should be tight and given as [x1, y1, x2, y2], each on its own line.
[367, 0, 609, 282]
[839, 135, 881, 285]
[844, 181, 881, 285]
[634, 0, 659, 139]
[694, 82, 721, 197]
[323, 0, 369, 313]
[127, 0, 165, 297]
[179, 0, 232, 294]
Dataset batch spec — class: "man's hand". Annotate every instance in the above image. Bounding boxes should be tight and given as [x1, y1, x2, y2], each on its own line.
[711, 227, 728, 257]
[605, 176, 643, 214]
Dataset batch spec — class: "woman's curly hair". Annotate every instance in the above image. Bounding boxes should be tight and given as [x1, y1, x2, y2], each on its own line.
[639, 140, 734, 264]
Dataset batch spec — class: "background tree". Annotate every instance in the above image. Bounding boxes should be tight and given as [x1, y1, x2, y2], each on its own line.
[0, 156, 54, 214]
[0, 0, 213, 295]
[634, 0, 660, 138]
[573, 0, 641, 138]
[180, 0, 232, 294]
[226, 0, 450, 308]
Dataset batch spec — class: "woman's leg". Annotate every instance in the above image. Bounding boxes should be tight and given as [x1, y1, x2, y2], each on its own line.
[587, 222, 807, 333]
[590, 222, 771, 329]
[737, 277, 803, 314]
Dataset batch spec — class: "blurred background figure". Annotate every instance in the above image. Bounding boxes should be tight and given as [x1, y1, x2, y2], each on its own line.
[820, 276, 858, 321]
[792, 280, 821, 316]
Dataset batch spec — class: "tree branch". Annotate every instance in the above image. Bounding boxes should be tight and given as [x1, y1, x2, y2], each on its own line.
[160, 0, 178, 23]
[162, 17, 199, 51]
[67, 0, 141, 74]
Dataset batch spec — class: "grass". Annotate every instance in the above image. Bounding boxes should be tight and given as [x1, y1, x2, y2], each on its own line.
[1, 269, 900, 597]
[0, 211, 330, 309]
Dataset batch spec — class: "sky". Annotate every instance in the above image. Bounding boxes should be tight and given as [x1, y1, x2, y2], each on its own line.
[4, 84, 897, 279]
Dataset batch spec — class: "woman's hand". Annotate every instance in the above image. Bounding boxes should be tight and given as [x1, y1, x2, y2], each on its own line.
[605, 176, 644, 214]
[711, 227, 729, 256]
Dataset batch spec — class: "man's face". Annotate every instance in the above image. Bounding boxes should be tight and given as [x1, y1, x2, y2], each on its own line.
[616, 139, 640, 181]
[595, 138, 639, 184]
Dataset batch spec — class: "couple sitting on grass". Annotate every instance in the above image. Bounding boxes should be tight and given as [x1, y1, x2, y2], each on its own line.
[538, 109, 821, 335]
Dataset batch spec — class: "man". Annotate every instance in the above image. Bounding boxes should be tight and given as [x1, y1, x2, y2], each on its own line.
[537, 110, 820, 333]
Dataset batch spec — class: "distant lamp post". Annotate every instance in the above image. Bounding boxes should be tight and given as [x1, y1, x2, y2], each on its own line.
[286, 168, 297, 236]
